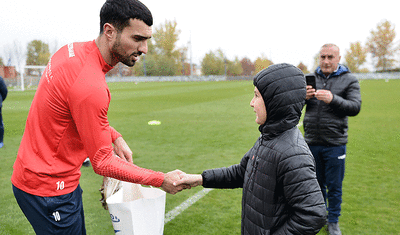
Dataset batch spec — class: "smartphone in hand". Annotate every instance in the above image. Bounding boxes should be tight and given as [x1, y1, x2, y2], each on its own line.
[306, 74, 316, 89]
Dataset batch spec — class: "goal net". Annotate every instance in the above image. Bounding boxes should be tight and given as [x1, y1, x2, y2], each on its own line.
[17, 65, 47, 91]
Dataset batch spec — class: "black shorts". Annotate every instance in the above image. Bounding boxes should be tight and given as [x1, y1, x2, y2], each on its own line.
[13, 184, 86, 235]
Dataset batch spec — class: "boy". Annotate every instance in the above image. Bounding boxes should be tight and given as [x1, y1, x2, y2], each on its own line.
[176, 64, 327, 234]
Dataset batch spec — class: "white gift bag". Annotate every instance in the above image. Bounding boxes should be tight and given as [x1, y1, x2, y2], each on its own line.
[106, 181, 166, 235]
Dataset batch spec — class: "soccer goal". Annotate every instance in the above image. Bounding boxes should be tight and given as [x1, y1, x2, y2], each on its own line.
[18, 65, 47, 91]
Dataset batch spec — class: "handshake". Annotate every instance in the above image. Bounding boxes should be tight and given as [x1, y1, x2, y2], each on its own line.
[161, 170, 203, 194]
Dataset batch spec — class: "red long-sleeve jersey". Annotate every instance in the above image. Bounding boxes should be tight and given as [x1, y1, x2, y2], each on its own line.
[12, 40, 164, 197]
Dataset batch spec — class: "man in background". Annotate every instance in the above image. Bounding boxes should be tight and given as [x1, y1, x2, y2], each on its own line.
[303, 44, 362, 235]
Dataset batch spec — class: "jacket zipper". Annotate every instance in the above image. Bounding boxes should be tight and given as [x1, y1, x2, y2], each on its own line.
[316, 76, 329, 140]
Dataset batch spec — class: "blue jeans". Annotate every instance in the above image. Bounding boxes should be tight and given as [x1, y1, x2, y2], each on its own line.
[309, 145, 346, 223]
[13, 184, 86, 235]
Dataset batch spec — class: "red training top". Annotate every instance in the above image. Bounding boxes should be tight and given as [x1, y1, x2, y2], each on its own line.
[12, 40, 164, 197]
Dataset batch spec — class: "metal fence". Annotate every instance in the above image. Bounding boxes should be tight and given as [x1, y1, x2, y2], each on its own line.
[105, 75, 255, 83]
[105, 73, 400, 83]
[4, 72, 400, 90]
[105, 75, 227, 83]
[352, 72, 400, 80]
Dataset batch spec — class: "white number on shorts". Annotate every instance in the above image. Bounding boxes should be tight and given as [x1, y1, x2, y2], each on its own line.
[56, 181, 65, 190]
[53, 211, 61, 221]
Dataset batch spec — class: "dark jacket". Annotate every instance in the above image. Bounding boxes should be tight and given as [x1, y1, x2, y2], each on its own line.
[202, 64, 327, 235]
[304, 65, 361, 146]
[0, 77, 8, 108]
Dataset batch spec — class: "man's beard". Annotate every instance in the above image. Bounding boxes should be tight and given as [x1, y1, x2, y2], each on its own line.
[111, 39, 141, 67]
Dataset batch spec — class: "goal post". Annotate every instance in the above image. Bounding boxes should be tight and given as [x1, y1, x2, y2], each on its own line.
[19, 65, 47, 91]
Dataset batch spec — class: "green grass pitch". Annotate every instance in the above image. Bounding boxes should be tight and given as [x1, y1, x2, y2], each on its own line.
[0, 79, 399, 234]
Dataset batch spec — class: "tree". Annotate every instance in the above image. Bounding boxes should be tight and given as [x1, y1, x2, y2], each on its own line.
[26, 40, 50, 66]
[344, 41, 367, 73]
[240, 57, 255, 76]
[133, 20, 185, 76]
[151, 20, 183, 75]
[153, 20, 181, 57]
[254, 55, 273, 74]
[297, 62, 309, 74]
[201, 49, 225, 75]
[180, 47, 190, 75]
[3, 40, 25, 73]
[366, 20, 397, 71]
[227, 56, 243, 76]
[181, 62, 192, 76]
[0, 57, 3, 66]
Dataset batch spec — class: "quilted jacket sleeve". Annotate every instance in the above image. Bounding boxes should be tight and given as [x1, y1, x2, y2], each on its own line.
[201, 149, 250, 189]
[329, 75, 361, 117]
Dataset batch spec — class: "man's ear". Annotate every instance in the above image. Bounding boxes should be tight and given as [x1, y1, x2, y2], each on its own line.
[103, 23, 117, 41]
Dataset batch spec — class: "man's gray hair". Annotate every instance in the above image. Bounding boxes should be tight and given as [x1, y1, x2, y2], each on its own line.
[321, 44, 340, 54]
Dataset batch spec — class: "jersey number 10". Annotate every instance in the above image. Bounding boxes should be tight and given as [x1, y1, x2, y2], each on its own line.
[56, 181, 65, 190]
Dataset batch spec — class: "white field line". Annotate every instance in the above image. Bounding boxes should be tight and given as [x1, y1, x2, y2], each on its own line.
[164, 188, 213, 224]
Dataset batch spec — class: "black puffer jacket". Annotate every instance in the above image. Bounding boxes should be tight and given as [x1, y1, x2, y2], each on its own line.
[202, 64, 327, 234]
[304, 65, 361, 146]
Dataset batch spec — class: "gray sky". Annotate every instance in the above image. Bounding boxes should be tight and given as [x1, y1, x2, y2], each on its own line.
[1, 0, 399, 71]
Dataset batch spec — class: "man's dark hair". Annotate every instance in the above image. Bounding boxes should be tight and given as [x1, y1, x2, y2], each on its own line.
[100, 0, 153, 33]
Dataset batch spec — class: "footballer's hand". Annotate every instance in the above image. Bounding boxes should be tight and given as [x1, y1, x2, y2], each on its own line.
[113, 137, 133, 163]
[161, 169, 189, 194]
[174, 173, 203, 188]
